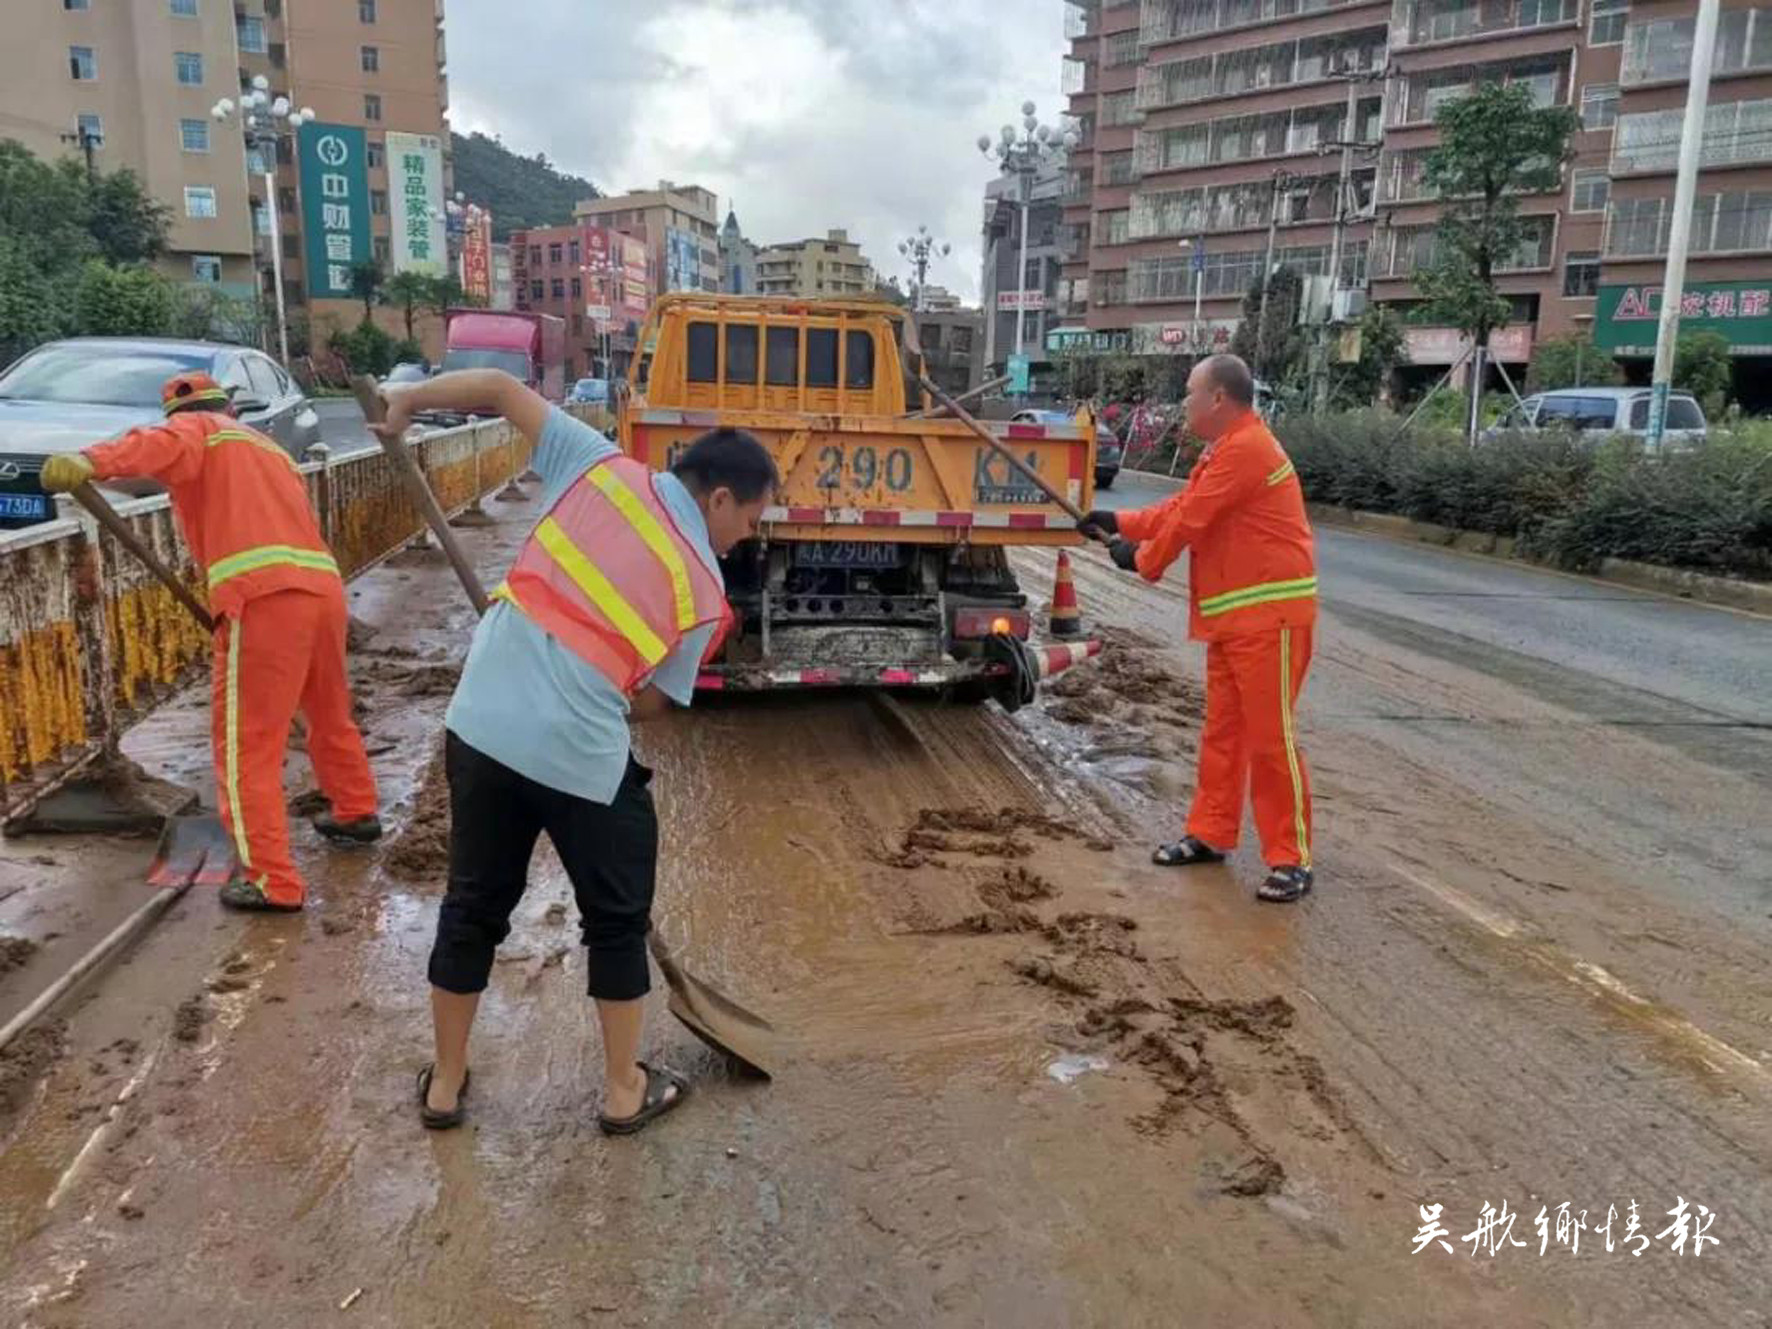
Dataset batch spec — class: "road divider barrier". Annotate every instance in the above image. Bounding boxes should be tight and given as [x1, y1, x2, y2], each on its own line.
[0, 418, 533, 824]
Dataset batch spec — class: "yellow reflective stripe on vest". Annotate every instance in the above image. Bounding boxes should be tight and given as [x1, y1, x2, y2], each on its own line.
[206, 543, 339, 590]
[1198, 574, 1317, 618]
[206, 428, 298, 468]
[532, 516, 669, 665]
[585, 465, 698, 631]
[1266, 460, 1295, 486]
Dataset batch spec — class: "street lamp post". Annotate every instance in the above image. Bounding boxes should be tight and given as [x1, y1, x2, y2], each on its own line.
[1178, 236, 1205, 354]
[897, 225, 951, 312]
[213, 77, 315, 367]
[977, 102, 1078, 389]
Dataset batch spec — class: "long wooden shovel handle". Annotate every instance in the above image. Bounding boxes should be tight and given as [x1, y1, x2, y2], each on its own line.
[352, 374, 491, 614]
[70, 481, 214, 632]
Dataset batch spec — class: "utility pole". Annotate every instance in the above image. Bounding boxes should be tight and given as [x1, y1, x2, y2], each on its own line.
[60, 123, 102, 183]
[1645, 0, 1721, 449]
[1313, 71, 1363, 415]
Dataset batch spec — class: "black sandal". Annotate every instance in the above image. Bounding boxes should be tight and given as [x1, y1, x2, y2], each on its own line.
[597, 1061, 689, 1137]
[417, 1063, 469, 1130]
[1257, 866, 1314, 904]
[1152, 835, 1226, 867]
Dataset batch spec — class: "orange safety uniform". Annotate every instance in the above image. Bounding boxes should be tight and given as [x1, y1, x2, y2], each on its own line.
[1117, 408, 1316, 869]
[85, 410, 377, 906]
[491, 454, 731, 690]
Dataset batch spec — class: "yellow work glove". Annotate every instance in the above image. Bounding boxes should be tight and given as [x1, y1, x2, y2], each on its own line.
[40, 453, 95, 493]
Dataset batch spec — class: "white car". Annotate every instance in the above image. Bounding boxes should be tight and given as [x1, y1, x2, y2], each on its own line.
[1492, 388, 1708, 444]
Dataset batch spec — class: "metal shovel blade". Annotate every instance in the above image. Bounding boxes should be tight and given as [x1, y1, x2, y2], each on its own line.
[651, 934, 774, 1080]
[146, 815, 238, 889]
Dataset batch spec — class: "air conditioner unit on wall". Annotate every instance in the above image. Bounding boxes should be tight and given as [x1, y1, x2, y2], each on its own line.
[1333, 288, 1368, 321]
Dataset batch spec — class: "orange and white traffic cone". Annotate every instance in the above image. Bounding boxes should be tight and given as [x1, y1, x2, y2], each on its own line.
[1050, 550, 1081, 638]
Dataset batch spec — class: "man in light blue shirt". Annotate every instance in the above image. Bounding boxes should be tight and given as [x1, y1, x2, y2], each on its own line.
[375, 370, 777, 1137]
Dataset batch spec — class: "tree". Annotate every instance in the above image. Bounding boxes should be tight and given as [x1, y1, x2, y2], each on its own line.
[78, 162, 171, 264]
[1673, 329, 1733, 415]
[421, 271, 476, 319]
[383, 270, 430, 342]
[73, 261, 176, 338]
[349, 260, 385, 322]
[1332, 304, 1410, 409]
[1229, 266, 1307, 386]
[449, 130, 598, 240]
[1527, 332, 1624, 392]
[1416, 82, 1579, 439]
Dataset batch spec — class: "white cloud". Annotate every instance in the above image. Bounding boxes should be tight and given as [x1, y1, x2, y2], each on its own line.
[448, 0, 1068, 302]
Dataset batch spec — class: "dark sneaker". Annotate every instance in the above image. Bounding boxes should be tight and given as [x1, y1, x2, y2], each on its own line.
[219, 878, 304, 912]
[313, 812, 383, 845]
[1257, 866, 1313, 904]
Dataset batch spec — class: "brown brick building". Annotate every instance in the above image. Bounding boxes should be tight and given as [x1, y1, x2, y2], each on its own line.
[1059, 0, 1772, 400]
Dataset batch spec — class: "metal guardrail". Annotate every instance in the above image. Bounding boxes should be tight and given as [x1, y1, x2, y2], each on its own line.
[0, 418, 532, 825]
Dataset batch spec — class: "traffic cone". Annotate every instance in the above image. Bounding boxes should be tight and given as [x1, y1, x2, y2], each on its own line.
[1049, 551, 1081, 638]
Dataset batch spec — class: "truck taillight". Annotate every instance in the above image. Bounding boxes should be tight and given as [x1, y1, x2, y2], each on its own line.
[953, 608, 1029, 640]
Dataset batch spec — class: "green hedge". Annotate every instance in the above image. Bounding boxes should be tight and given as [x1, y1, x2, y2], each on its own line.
[1277, 412, 1772, 580]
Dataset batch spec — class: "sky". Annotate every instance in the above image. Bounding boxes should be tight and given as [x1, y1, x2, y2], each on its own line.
[448, 0, 1069, 304]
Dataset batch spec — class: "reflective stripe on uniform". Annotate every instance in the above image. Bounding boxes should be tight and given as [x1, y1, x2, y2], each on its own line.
[532, 516, 669, 665]
[205, 427, 298, 468]
[166, 388, 233, 414]
[1198, 574, 1317, 618]
[1266, 460, 1296, 486]
[585, 464, 698, 630]
[1279, 628, 1310, 869]
[223, 619, 252, 870]
[206, 544, 339, 590]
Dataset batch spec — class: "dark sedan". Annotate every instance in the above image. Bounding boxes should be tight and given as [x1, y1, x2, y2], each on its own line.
[1009, 408, 1123, 489]
[0, 338, 321, 528]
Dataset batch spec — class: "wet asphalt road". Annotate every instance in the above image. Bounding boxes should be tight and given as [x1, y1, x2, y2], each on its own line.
[1101, 470, 1772, 725]
[312, 397, 376, 456]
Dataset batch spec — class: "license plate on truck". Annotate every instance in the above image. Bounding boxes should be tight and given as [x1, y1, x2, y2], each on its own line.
[793, 541, 903, 569]
[0, 491, 50, 521]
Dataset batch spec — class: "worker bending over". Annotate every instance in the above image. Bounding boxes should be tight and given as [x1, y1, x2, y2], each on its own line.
[42, 372, 380, 912]
[372, 369, 777, 1136]
[1081, 354, 1318, 903]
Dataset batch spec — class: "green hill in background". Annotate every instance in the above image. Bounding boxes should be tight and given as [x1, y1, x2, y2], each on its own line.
[450, 131, 598, 240]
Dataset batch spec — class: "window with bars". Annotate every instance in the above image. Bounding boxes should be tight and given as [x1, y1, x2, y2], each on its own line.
[1615, 98, 1772, 172]
[1399, 55, 1569, 125]
[1096, 270, 1128, 305]
[1590, 0, 1627, 46]
[238, 17, 266, 52]
[69, 46, 97, 80]
[179, 118, 210, 152]
[1571, 168, 1609, 212]
[1101, 209, 1132, 244]
[174, 51, 203, 84]
[1562, 251, 1600, 297]
[361, 46, 380, 73]
[184, 186, 217, 218]
[1102, 91, 1141, 126]
[1105, 30, 1141, 66]
[1607, 190, 1772, 255]
[364, 93, 382, 120]
[367, 142, 383, 169]
[1101, 150, 1138, 185]
[1581, 83, 1619, 130]
[1624, 8, 1772, 85]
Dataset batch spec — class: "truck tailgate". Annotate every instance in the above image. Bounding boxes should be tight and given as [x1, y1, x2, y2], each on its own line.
[626, 409, 1091, 544]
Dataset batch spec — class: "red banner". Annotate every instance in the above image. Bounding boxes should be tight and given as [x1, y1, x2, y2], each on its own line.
[462, 211, 493, 303]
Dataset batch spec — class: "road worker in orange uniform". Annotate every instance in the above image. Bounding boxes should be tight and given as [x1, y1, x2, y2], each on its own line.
[1079, 353, 1317, 903]
[40, 372, 380, 912]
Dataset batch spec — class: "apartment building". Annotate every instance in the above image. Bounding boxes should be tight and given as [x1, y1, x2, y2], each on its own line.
[3, 0, 258, 294]
[981, 160, 1070, 382]
[575, 182, 721, 298]
[753, 229, 876, 298]
[1061, 0, 1772, 396]
[509, 220, 654, 380]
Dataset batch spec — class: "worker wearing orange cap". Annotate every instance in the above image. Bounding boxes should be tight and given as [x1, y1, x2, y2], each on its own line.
[41, 371, 379, 912]
[1079, 353, 1317, 903]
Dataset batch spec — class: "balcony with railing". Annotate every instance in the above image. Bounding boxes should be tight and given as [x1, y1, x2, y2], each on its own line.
[1066, 0, 1101, 39]
[1099, 149, 1140, 187]
[1137, 27, 1387, 111]
[1622, 8, 1772, 87]
[1064, 57, 1091, 97]
[1129, 238, 1370, 301]
[1389, 52, 1570, 127]
[1139, 0, 1375, 45]
[1130, 170, 1375, 238]
[1613, 98, 1772, 174]
[1376, 146, 1563, 202]
[1392, 0, 1579, 51]
[1374, 215, 1555, 279]
[1605, 189, 1772, 258]
[1136, 98, 1382, 174]
[1063, 170, 1095, 207]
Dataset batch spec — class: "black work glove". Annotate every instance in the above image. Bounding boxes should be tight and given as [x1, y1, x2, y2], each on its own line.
[1076, 508, 1118, 540]
[1108, 538, 1140, 572]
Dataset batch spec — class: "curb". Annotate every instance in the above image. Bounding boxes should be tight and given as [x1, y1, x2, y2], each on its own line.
[1121, 468, 1772, 616]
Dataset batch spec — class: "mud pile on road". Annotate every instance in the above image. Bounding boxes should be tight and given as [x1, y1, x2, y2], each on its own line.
[0, 1019, 66, 1125]
[0, 935, 38, 976]
[871, 806, 1111, 871]
[383, 740, 450, 882]
[1044, 625, 1204, 731]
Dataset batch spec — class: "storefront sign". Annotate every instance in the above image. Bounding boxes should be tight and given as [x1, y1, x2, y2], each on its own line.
[385, 131, 445, 276]
[997, 290, 1047, 312]
[297, 122, 369, 299]
[461, 209, 493, 302]
[1403, 325, 1533, 366]
[1594, 280, 1772, 355]
[1046, 327, 1132, 355]
[1132, 320, 1237, 356]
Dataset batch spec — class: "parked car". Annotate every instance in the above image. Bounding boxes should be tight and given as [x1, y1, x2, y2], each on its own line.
[1010, 408, 1123, 489]
[567, 377, 610, 405]
[1490, 388, 1708, 444]
[0, 337, 321, 528]
[385, 361, 433, 385]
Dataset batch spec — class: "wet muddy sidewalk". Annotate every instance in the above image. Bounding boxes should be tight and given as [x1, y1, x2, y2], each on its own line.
[0, 490, 1767, 1326]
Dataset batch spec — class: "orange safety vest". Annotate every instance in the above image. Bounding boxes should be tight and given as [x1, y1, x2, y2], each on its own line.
[492, 456, 731, 695]
[85, 411, 339, 619]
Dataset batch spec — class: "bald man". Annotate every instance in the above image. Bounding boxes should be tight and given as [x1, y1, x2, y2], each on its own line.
[1079, 354, 1318, 903]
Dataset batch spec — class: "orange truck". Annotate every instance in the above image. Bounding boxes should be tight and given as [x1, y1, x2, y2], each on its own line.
[616, 294, 1099, 704]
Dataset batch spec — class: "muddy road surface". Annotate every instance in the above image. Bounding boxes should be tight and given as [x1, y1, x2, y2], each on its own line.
[1, 474, 1768, 1326]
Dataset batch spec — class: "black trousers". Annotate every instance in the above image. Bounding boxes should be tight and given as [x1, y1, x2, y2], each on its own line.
[428, 731, 657, 1001]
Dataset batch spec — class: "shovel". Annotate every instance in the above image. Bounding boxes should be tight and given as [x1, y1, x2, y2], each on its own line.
[67, 481, 239, 890]
[354, 375, 776, 1078]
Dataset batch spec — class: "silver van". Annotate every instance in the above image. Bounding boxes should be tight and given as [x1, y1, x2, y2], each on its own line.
[1492, 387, 1708, 444]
